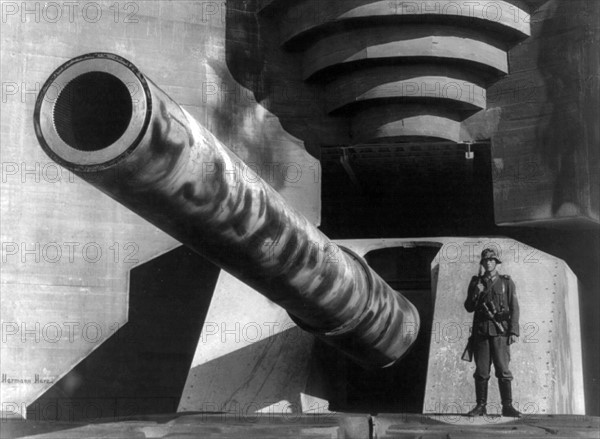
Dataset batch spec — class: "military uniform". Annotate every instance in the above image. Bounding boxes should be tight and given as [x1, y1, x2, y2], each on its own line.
[465, 273, 519, 381]
[464, 249, 521, 417]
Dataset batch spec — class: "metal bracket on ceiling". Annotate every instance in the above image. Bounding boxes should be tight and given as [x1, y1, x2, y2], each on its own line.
[464, 142, 475, 160]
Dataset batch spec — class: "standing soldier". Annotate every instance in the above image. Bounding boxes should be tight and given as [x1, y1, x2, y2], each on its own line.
[464, 248, 521, 417]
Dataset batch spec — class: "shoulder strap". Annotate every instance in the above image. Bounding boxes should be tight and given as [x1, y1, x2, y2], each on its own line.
[500, 276, 507, 311]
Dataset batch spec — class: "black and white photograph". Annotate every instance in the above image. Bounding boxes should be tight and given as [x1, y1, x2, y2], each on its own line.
[1, 1, 598, 437]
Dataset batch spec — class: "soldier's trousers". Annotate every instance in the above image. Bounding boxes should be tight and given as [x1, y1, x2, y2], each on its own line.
[473, 335, 513, 381]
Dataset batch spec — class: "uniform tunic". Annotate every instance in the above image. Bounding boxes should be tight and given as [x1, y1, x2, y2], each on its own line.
[464, 273, 520, 381]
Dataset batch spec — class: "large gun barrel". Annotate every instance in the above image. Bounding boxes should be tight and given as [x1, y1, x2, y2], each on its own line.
[34, 53, 419, 368]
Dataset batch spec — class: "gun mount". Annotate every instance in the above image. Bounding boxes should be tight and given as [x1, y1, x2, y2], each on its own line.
[34, 53, 419, 368]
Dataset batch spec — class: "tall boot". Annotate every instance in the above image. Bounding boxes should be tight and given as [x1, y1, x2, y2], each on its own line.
[466, 379, 487, 416]
[499, 379, 521, 417]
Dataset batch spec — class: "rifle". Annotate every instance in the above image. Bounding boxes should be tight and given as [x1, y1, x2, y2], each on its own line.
[462, 272, 484, 362]
[461, 335, 474, 362]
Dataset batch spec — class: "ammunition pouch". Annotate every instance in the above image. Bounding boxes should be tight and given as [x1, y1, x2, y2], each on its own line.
[496, 311, 510, 321]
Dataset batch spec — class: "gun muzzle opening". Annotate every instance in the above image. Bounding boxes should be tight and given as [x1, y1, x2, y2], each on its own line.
[53, 72, 133, 152]
[34, 53, 150, 170]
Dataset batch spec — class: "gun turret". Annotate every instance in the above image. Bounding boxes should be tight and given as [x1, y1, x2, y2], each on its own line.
[33, 53, 419, 369]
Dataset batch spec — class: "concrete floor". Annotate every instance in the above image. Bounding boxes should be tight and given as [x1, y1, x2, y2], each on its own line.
[2, 413, 598, 439]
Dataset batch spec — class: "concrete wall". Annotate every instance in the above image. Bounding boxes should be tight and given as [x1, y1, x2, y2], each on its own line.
[0, 0, 324, 418]
[178, 272, 317, 415]
[462, 0, 599, 225]
[262, 0, 599, 226]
